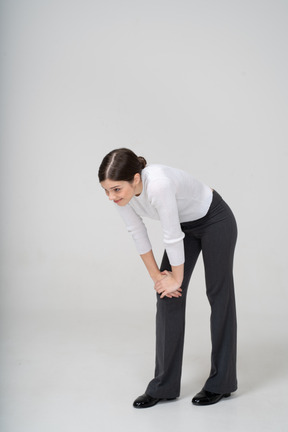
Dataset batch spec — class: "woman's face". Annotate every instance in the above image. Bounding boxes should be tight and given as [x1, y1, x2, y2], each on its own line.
[101, 175, 142, 206]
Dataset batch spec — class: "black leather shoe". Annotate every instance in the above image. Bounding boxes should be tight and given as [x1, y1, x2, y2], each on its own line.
[192, 389, 231, 406]
[133, 393, 161, 408]
[133, 393, 176, 408]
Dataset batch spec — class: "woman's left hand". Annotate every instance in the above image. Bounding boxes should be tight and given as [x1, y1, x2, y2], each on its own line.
[154, 270, 182, 299]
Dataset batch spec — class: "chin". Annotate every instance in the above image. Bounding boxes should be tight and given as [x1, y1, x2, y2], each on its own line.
[115, 199, 125, 206]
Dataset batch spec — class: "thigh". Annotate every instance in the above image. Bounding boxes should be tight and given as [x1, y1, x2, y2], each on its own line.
[201, 203, 237, 297]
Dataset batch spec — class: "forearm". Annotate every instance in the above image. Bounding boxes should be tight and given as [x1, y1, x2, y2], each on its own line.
[140, 250, 162, 282]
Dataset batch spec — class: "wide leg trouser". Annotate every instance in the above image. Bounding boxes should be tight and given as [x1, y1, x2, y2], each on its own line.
[145, 191, 238, 398]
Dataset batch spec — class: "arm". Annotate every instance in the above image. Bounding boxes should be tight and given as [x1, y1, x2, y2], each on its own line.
[147, 178, 185, 298]
[116, 206, 179, 298]
[117, 204, 152, 255]
[140, 250, 162, 283]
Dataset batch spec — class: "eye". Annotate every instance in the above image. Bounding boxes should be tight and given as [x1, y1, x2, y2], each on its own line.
[114, 188, 121, 192]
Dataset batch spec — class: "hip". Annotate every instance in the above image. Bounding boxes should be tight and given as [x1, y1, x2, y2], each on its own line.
[180, 190, 237, 234]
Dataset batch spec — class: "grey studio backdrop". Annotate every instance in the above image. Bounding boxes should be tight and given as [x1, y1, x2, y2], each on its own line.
[0, 1, 287, 431]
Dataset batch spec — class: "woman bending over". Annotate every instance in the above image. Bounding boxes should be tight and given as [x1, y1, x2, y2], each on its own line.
[98, 148, 237, 408]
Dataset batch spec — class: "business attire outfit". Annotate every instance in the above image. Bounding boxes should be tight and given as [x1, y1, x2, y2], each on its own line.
[117, 164, 237, 405]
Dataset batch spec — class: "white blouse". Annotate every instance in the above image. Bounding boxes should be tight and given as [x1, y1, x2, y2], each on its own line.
[116, 164, 213, 266]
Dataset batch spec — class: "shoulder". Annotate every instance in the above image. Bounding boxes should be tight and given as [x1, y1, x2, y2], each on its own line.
[143, 165, 173, 190]
[142, 164, 174, 182]
[142, 165, 176, 205]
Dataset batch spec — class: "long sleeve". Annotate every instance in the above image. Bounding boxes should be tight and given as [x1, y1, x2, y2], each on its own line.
[148, 177, 185, 266]
[116, 204, 152, 255]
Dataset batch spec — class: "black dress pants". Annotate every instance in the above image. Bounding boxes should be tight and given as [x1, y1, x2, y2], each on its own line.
[145, 190, 238, 398]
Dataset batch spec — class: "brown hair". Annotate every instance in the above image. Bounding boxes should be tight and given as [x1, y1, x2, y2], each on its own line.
[98, 148, 147, 182]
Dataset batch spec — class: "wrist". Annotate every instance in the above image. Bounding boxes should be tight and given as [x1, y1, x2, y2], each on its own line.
[171, 265, 184, 287]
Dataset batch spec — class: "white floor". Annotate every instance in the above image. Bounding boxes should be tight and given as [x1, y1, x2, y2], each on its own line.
[0, 308, 287, 432]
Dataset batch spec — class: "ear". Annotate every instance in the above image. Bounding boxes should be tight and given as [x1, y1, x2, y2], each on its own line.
[133, 173, 141, 184]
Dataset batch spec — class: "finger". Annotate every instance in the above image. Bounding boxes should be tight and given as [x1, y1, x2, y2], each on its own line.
[164, 290, 181, 298]
[174, 288, 182, 294]
[163, 292, 181, 299]
[157, 287, 166, 295]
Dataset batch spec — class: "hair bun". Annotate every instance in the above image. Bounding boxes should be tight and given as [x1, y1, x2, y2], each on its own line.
[98, 148, 147, 182]
[138, 156, 147, 169]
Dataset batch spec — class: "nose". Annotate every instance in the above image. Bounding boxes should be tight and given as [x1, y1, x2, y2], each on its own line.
[108, 191, 116, 200]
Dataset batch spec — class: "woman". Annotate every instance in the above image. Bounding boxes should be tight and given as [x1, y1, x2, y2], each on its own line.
[98, 148, 237, 408]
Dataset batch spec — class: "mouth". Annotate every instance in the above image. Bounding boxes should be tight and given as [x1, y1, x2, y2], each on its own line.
[114, 199, 122, 204]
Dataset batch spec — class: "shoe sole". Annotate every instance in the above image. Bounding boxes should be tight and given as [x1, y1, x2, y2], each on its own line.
[133, 397, 177, 409]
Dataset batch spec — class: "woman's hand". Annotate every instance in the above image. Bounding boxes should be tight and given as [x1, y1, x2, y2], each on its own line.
[154, 270, 182, 299]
